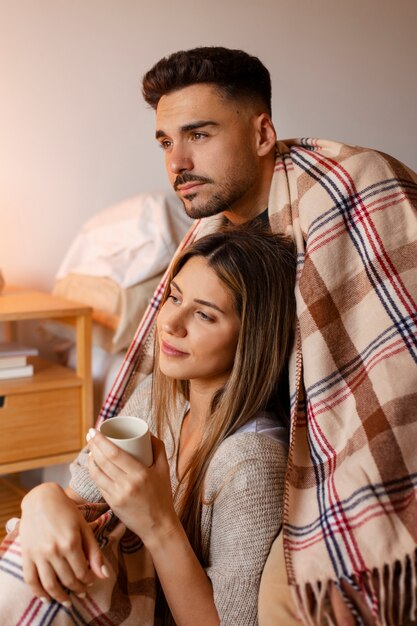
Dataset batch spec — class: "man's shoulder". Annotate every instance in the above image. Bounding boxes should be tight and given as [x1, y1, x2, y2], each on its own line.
[276, 137, 416, 178]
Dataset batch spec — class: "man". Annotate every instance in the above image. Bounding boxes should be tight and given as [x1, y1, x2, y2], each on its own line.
[102, 47, 417, 625]
[143, 47, 276, 226]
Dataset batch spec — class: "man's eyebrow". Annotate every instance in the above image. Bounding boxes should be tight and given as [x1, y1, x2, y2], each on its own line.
[155, 121, 219, 139]
[180, 120, 219, 132]
[170, 281, 225, 314]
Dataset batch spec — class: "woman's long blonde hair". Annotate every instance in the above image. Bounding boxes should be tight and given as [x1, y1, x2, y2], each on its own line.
[152, 224, 296, 563]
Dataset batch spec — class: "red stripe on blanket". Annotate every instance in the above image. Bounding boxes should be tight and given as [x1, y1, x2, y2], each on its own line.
[307, 399, 367, 575]
[287, 490, 414, 551]
[17, 597, 42, 626]
[302, 147, 417, 315]
[77, 594, 118, 626]
[307, 191, 410, 254]
[311, 339, 407, 413]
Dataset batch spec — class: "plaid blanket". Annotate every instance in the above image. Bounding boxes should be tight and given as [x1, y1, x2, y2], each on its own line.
[97, 138, 417, 624]
[270, 139, 417, 625]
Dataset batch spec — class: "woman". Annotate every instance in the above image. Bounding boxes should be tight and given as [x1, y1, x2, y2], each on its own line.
[1, 226, 296, 626]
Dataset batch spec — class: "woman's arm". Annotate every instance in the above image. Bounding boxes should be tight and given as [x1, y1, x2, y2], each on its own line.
[88, 430, 220, 626]
[18, 378, 153, 606]
[147, 514, 220, 626]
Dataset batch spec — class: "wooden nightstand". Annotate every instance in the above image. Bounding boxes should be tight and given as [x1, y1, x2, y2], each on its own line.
[0, 286, 93, 474]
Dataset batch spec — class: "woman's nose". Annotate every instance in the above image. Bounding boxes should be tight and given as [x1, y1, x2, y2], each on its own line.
[162, 310, 187, 337]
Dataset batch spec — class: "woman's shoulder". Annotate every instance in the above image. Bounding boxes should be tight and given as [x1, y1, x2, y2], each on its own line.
[204, 418, 288, 500]
[211, 428, 288, 471]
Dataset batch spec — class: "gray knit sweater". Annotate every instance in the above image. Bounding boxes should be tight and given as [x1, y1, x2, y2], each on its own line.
[70, 379, 288, 626]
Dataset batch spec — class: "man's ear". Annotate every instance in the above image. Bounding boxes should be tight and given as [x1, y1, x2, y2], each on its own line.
[254, 113, 277, 157]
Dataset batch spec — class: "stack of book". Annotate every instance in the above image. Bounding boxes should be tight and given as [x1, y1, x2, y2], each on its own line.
[0, 342, 39, 380]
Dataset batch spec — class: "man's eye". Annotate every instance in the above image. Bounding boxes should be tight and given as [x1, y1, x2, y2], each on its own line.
[191, 132, 206, 141]
[159, 140, 172, 150]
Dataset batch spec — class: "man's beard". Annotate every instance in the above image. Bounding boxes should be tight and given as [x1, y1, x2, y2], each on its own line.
[174, 173, 256, 220]
[181, 189, 242, 219]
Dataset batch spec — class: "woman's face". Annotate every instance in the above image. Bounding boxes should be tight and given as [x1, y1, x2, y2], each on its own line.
[156, 256, 241, 390]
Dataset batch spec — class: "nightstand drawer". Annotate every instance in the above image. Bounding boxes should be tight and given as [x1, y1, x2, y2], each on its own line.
[0, 388, 82, 464]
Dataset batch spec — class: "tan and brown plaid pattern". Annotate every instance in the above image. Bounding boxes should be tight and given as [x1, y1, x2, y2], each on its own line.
[271, 140, 417, 625]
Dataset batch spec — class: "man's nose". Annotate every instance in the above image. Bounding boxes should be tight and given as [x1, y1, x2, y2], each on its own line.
[167, 144, 193, 174]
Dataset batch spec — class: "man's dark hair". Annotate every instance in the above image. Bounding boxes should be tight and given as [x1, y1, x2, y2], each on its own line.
[142, 46, 272, 115]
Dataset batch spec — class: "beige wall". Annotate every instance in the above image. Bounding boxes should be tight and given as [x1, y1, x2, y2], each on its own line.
[1, 0, 416, 290]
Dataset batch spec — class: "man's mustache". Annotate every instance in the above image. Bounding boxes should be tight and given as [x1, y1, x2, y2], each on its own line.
[173, 173, 213, 190]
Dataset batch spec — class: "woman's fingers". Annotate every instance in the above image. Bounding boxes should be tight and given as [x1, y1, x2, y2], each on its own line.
[151, 435, 169, 468]
[66, 555, 95, 588]
[23, 539, 104, 607]
[22, 554, 50, 603]
[80, 523, 108, 581]
[35, 559, 71, 606]
[50, 556, 88, 598]
[88, 432, 130, 480]
[53, 544, 97, 593]
[24, 550, 94, 605]
[23, 541, 90, 603]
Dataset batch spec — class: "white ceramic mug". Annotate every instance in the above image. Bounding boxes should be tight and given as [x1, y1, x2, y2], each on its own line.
[99, 416, 153, 466]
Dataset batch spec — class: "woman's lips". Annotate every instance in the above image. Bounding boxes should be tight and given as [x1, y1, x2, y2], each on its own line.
[160, 340, 189, 357]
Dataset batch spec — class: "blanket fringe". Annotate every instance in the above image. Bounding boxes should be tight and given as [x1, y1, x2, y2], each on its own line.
[366, 566, 380, 622]
[397, 555, 406, 625]
[379, 565, 388, 626]
[292, 550, 417, 626]
[411, 552, 417, 622]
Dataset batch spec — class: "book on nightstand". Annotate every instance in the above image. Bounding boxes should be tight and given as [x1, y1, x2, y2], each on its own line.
[0, 342, 38, 379]
[0, 364, 34, 380]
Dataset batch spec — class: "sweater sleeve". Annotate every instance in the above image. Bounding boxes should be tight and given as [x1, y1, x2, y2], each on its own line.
[69, 375, 154, 501]
[203, 433, 287, 626]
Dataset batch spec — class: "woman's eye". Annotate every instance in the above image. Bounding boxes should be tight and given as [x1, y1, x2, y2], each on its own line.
[168, 294, 180, 304]
[196, 310, 213, 322]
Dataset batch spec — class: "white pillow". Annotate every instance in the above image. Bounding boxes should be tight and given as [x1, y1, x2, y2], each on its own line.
[56, 191, 192, 288]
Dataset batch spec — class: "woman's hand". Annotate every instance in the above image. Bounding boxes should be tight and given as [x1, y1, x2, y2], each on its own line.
[19, 482, 107, 605]
[88, 431, 220, 626]
[87, 431, 179, 548]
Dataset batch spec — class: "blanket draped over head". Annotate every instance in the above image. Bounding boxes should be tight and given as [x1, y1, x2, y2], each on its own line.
[98, 138, 417, 625]
[0, 139, 416, 626]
